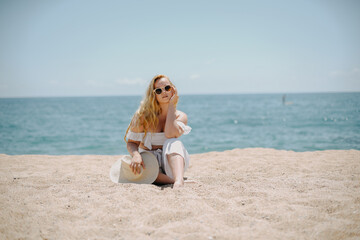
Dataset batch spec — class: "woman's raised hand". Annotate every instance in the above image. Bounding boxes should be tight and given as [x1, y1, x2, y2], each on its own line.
[169, 86, 179, 106]
[130, 154, 145, 175]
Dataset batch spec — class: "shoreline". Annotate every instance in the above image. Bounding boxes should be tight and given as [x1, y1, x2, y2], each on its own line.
[1, 147, 359, 156]
[1, 148, 359, 239]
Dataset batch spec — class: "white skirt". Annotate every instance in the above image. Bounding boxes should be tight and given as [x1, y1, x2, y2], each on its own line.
[138, 138, 190, 180]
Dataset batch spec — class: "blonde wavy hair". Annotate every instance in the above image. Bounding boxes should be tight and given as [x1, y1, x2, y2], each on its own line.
[124, 74, 178, 143]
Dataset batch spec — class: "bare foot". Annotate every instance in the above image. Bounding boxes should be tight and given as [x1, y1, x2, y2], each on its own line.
[173, 180, 184, 189]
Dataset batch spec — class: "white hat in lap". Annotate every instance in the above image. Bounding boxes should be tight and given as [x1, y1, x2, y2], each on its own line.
[109, 152, 159, 184]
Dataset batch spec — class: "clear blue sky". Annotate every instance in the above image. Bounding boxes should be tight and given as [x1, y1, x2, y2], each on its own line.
[0, 0, 359, 97]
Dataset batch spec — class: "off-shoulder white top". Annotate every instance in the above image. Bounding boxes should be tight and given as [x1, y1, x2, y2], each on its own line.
[126, 121, 191, 150]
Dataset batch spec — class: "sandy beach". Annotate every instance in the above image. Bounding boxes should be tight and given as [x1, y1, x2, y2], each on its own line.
[0, 148, 359, 239]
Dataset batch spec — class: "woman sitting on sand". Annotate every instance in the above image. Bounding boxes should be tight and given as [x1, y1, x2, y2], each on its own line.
[124, 74, 191, 187]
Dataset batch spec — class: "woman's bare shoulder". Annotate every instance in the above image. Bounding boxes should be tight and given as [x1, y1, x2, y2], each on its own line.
[130, 125, 144, 133]
[130, 115, 145, 133]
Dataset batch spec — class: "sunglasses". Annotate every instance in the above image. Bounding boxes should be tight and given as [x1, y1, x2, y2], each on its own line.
[153, 85, 172, 95]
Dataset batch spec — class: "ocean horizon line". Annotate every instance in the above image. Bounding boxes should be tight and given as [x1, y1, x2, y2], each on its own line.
[1, 91, 359, 99]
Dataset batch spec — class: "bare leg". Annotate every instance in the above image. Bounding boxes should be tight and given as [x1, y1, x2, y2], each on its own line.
[167, 153, 185, 188]
[154, 172, 174, 185]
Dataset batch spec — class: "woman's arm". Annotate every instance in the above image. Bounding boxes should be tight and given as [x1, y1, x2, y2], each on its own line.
[127, 140, 141, 157]
[126, 140, 144, 174]
[164, 105, 188, 138]
[126, 118, 144, 157]
[164, 88, 188, 138]
[126, 117, 146, 174]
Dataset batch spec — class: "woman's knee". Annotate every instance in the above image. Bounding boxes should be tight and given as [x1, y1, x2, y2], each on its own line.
[163, 138, 185, 151]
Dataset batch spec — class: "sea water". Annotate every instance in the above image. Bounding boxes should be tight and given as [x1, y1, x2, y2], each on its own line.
[0, 93, 359, 155]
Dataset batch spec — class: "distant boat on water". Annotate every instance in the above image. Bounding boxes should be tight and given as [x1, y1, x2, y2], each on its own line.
[282, 94, 293, 105]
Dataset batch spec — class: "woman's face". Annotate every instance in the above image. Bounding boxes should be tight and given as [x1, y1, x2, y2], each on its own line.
[154, 78, 173, 104]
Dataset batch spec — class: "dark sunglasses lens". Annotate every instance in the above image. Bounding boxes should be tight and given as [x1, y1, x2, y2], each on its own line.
[165, 85, 171, 91]
[155, 88, 162, 95]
